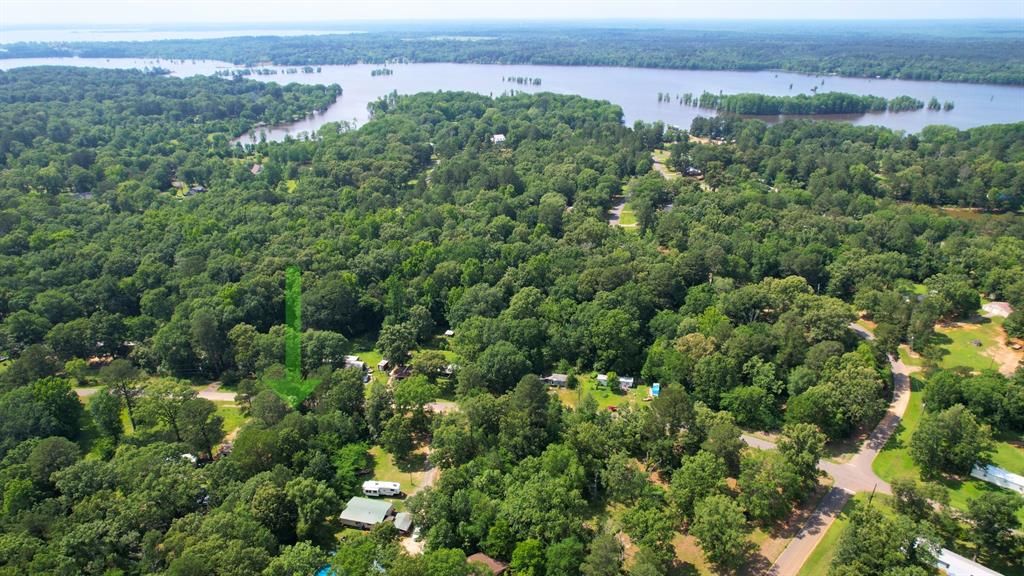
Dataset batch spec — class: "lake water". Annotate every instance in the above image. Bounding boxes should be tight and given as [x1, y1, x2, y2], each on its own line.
[1, 57, 1021, 142]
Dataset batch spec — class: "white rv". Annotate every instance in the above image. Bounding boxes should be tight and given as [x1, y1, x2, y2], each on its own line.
[362, 480, 401, 497]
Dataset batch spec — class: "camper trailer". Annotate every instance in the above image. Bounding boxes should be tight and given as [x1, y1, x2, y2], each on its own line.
[362, 480, 402, 497]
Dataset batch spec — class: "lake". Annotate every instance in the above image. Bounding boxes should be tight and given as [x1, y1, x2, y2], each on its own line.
[1, 57, 1021, 142]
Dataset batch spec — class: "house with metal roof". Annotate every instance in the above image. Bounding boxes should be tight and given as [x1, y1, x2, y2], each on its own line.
[338, 497, 394, 530]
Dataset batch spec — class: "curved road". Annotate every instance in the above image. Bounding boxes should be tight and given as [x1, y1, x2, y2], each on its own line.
[744, 324, 915, 576]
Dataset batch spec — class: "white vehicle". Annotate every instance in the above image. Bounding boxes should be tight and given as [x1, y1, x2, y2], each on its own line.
[362, 480, 401, 497]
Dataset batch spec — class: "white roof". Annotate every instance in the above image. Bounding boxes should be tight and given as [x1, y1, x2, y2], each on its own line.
[491, 134, 506, 143]
[972, 464, 1024, 490]
[935, 547, 1003, 576]
[597, 374, 634, 384]
[363, 480, 401, 490]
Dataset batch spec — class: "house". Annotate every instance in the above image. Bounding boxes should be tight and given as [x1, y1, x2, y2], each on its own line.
[250, 163, 264, 175]
[543, 373, 569, 387]
[444, 329, 455, 337]
[362, 480, 401, 497]
[684, 166, 703, 177]
[934, 546, 1002, 576]
[393, 512, 413, 535]
[339, 497, 394, 530]
[344, 355, 366, 371]
[186, 185, 206, 196]
[392, 366, 413, 380]
[490, 134, 506, 144]
[596, 374, 636, 389]
[467, 553, 508, 575]
[971, 464, 1024, 494]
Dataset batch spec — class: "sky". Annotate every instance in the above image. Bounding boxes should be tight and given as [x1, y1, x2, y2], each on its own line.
[2, 0, 1023, 27]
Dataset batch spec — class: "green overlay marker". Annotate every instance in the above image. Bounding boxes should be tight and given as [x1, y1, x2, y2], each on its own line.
[267, 267, 320, 407]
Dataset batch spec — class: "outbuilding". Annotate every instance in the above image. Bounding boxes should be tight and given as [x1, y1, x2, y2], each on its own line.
[393, 512, 413, 535]
[543, 373, 569, 387]
[468, 553, 508, 575]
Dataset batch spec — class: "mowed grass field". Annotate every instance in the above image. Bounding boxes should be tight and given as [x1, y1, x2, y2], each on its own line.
[872, 377, 1024, 523]
[933, 315, 1018, 374]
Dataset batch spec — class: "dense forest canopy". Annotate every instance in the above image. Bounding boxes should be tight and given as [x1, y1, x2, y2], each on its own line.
[3, 23, 1023, 85]
[0, 66, 1022, 576]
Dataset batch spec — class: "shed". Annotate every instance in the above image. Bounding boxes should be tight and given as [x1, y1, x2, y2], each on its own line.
[543, 373, 569, 387]
[393, 512, 413, 534]
[444, 329, 455, 337]
[490, 134, 506, 144]
[344, 355, 366, 370]
[468, 553, 508, 575]
[378, 359, 390, 371]
[339, 497, 394, 530]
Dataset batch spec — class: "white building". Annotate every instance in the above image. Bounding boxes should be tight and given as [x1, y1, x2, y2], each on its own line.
[935, 547, 1003, 576]
[362, 480, 402, 497]
[970, 464, 1024, 494]
[490, 134, 506, 144]
[344, 355, 366, 370]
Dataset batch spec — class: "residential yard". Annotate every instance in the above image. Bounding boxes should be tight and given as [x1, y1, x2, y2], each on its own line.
[214, 401, 246, 433]
[873, 376, 1024, 523]
[797, 493, 891, 576]
[933, 315, 1021, 375]
[554, 376, 652, 411]
[798, 491, 1024, 576]
[368, 445, 427, 505]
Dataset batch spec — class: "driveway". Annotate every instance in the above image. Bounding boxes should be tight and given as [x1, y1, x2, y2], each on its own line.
[75, 381, 237, 403]
[746, 324, 914, 575]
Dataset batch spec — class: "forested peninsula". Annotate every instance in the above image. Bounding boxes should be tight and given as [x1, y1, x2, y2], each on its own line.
[3, 24, 1022, 84]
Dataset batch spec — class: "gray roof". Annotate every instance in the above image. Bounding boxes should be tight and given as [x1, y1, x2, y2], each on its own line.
[394, 512, 413, 532]
[339, 497, 393, 525]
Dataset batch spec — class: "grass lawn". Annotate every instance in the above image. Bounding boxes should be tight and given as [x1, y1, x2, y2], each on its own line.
[619, 204, 638, 227]
[214, 401, 246, 433]
[934, 315, 1016, 373]
[555, 376, 651, 411]
[367, 445, 426, 501]
[896, 345, 926, 370]
[873, 376, 1024, 523]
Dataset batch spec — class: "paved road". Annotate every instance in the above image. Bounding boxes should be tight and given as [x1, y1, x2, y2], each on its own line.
[746, 324, 915, 576]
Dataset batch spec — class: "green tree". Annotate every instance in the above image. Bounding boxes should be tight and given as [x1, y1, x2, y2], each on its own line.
[511, 538, 546, 576]
[378, 322, 417, 365]
[690, 494, 750, 570]
[262, 542, 327, 576]
[967, 492, 1023, 553]
[141, 379, 198, 442]
[99, 359, 143, 431]
[579, 531, 623, 576]
[178, 397, 225, 458]
[89, 386, 124, 442]
[910, 404, 993, 477]
[669, 451, 727, 521]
